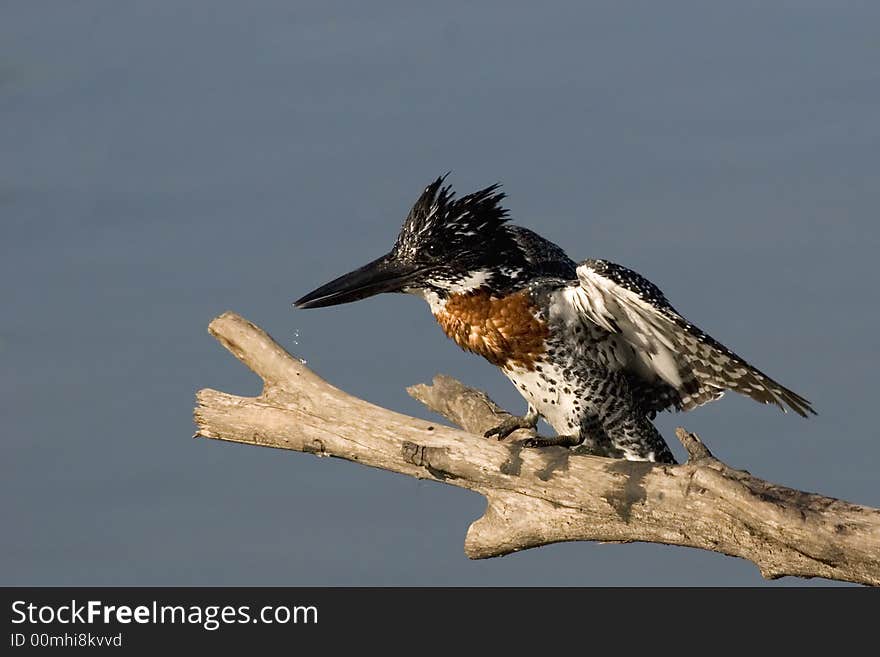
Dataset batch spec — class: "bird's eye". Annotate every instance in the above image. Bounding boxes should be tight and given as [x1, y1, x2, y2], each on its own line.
[425, 244, 440, 257]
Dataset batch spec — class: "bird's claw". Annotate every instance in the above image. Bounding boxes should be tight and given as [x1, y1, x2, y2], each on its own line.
[484, 416, 537, 441]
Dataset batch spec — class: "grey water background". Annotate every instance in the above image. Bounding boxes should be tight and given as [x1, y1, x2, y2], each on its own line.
[2, 1, 878, 586]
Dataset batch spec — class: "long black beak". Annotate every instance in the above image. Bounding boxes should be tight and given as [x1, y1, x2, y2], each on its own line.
[294, 253, 423, 309]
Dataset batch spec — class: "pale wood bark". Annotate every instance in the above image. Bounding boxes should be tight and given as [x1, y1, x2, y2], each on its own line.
[193, 311, 880, 585]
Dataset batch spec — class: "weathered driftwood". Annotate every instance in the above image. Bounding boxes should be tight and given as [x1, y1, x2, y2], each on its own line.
[193, 311, 880, 585]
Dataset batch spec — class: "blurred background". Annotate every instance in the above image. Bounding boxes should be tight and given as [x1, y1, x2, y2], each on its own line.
[2, 1, 878, 585]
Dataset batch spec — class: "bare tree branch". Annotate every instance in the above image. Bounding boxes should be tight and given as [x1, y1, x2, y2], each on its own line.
[194, 311, 880, 585]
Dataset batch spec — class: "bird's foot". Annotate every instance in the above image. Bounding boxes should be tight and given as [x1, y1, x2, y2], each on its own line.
[484, 414, 538, 441]
[520, 434, 582, 448]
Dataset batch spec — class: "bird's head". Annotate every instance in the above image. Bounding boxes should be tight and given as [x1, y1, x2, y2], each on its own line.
[294, 175, 530, 310]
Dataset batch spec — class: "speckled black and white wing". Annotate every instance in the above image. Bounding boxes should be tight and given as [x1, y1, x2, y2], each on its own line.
[564, 259, 816, 417]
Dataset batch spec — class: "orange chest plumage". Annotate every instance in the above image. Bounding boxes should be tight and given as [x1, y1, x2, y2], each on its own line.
[433, 290, 549, 370]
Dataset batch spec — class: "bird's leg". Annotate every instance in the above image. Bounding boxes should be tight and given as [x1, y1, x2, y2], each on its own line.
[522, 415, 614, 453]
[520, 434, 582, 448]
[484, 404, 539, 440]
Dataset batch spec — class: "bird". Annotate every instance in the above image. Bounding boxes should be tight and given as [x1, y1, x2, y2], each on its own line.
[294, 175, 815, 464]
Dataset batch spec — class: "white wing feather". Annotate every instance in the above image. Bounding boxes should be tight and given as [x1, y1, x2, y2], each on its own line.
[568, 260, 816, 416]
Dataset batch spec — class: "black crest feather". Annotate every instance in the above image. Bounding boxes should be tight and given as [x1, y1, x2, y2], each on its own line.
[395, 175, 509, 260]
